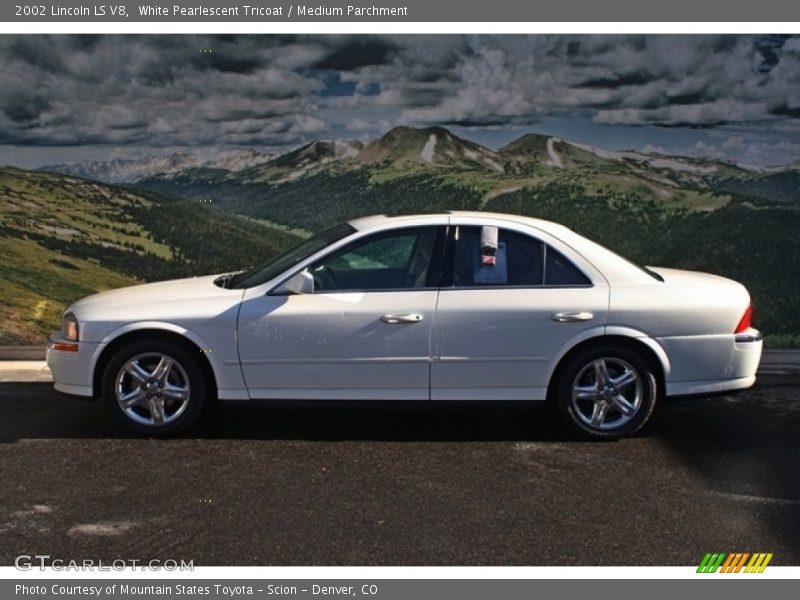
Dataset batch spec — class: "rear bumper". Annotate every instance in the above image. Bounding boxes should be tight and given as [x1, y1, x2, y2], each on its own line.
[46, 333, 98, 398]
[663, 328, 763, 397]
[666, 374, 756, 397]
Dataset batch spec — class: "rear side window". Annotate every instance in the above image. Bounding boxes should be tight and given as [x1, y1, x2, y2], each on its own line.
[452, 227, 543, 287]
[450, 226, 590, 287]
[545, 246, 592, 286]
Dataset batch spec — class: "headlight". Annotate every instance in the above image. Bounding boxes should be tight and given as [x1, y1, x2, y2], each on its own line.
[62, 312, 79, 341]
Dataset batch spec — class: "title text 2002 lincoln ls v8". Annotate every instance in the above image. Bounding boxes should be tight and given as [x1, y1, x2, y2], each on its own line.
[47, 211, 762, 438]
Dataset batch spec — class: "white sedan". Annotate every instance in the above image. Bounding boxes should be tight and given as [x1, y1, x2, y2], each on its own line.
[47, 211, 763, 438]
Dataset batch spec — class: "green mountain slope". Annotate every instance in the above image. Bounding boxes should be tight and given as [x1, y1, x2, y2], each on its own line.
[141, 127, 740, 214]
[0, 167, 300, 344]
[720, 171, 800, 204]
[358, 126, 504, 172]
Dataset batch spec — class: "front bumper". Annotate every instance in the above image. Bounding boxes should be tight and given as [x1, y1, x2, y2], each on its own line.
[46, 332, 99, 397]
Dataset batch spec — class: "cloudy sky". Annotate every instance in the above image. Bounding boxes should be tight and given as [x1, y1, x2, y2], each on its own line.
[1, 34, 799, 167]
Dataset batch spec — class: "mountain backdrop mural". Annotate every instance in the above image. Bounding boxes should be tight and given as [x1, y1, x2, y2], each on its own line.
[1, 35, 799, 345]
[0, 124, 795, 346]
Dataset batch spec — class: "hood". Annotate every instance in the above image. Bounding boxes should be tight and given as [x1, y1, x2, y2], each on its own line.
[72, 274, 227, 311]
[66, 273, 246, 343]
[67, 275, 242, 318]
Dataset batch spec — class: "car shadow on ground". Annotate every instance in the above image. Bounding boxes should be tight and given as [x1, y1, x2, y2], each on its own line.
[0, 382, 579, 443]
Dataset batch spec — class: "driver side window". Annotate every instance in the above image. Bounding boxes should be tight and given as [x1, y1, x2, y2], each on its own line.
[311, 227, 442, 292]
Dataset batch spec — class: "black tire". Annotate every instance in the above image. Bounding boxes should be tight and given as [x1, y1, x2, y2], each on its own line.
[101, 338, 209, 436]
[555, 344, 657, 440]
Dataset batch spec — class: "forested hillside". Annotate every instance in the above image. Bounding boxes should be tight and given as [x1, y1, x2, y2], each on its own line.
[0, 167, 299, 344]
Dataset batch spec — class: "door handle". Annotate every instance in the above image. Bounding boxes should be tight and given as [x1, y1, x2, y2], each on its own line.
[381, 313, 424, 324]
[551, 311, 594, 323]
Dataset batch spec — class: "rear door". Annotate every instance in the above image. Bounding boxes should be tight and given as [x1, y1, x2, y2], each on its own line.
[431, 220, 608, 401]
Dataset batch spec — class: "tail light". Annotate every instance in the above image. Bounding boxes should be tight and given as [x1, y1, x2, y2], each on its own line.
[734, 303, 753, 334]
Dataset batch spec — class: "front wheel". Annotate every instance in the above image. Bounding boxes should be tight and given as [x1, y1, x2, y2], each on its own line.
[101, 339, 209, 436]
[555, 345, 657, 440]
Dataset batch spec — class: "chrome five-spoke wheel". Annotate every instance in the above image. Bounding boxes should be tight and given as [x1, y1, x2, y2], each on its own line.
[102, 338, 209, 435]
[557, 345, 658, 439]
[571, 357, 642, 431]
[115, 353, 190, 426]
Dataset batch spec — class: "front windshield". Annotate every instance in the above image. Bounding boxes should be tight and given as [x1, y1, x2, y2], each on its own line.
[228, 223, 356, 289]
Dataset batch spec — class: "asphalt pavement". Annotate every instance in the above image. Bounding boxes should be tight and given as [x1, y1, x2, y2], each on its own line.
[0, 378, 798, 566]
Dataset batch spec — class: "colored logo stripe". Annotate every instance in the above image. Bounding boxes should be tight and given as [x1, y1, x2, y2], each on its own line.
[720, 553, 749, 573]
[745, 553, 773, 573]
[697, 552, 773, 573]
[697, 553, 726, 573]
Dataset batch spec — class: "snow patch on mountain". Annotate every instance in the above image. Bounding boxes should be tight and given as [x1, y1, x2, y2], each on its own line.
[482, 155, 504, 173]
[566, 140, 718, 173]
[647, 158, 717, 174]
[545, 138, 564, 169]
[465, 147, 504, 172]
[420, 134, 437, 163]
[333, 139, 360, 158]
[567, 141, 646, 162]
[210, 149, 277, 172]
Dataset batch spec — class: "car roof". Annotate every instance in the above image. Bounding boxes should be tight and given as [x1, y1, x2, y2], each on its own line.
[348, 211, 568, 233]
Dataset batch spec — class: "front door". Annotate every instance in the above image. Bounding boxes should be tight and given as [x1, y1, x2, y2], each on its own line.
[237, 226, 445, 400]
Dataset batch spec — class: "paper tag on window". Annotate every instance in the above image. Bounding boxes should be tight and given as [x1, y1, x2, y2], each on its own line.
[474, 242, 507, 284]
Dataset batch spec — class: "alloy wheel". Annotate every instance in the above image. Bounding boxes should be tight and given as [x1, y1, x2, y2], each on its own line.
[114, 352, 191, 427]
[570, 357, 643, 431]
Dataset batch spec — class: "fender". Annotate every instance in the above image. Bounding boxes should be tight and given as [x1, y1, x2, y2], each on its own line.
[90, 321, 247, 399]
[603, 325, 671, 376]
[545, 324, 672, 382]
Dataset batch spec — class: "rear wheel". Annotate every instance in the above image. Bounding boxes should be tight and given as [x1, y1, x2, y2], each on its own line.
[556, 345, 657, 439]
[101, 339, 209, 436]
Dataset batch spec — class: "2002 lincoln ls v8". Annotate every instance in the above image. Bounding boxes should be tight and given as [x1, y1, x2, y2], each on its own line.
[47, 211, 762, 438]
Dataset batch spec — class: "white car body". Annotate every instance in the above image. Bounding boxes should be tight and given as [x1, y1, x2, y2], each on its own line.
[47, 211, 762, 435]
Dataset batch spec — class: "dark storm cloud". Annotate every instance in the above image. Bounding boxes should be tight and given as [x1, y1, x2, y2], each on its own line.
[207, 55, 262, 74]
[0, 35, 334, 147]
[314, 39, 395, 71]
[0, 34, 799, 158]
[355, 35, 789, 128]
[441, 117, 524, 127]
[665, 92, 709, 106]
[770, 105, 800, 118]
[577, 71, 657, 89]
[648, 121, 726, 130]
[7, 36, 67, 74]
[4, 94, 51, 125]
[753, 34, 792, 73]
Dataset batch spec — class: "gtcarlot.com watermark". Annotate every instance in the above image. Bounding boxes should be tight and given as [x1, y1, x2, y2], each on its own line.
[15, 554, 194, 571]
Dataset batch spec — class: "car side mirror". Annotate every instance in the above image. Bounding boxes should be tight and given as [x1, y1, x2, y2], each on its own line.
[276, 269, 315, 295]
